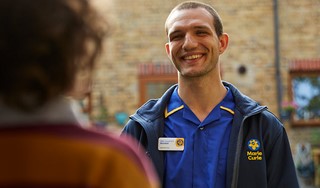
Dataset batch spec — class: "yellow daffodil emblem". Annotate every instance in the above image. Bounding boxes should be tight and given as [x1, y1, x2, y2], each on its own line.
[248, 139, 260, 151]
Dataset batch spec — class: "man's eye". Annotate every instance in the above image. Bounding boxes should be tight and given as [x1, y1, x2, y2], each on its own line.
[196, 31, 208, 35]
[170, 35, 182, 41]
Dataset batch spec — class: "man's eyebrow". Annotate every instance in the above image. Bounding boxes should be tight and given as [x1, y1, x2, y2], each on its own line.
[168, 25, 212, 38]
[193, 25, 211, 30]
[169, 30, 182, 35]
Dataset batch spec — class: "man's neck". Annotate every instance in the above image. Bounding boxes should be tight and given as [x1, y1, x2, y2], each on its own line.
[177, 78, 227, 122]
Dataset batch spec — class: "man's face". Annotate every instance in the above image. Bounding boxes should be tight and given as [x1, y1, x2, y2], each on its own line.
[165, 8, 227, 78]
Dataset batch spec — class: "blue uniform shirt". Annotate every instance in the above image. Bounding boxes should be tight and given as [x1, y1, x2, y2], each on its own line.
[163, 87, 235, 188]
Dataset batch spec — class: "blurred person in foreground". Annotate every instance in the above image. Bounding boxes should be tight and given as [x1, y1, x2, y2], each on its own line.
[122, 1, 298, 188]
[0, 0, 159, 187]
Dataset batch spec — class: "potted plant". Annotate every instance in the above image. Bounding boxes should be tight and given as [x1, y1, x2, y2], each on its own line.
[281, 100, 298, 120]
[94, 92, 109, 128]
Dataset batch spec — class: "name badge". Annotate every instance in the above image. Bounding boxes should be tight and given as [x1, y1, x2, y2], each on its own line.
[158, 137, 184, 151]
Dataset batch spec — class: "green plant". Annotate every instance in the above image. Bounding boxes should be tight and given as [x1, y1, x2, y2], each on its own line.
[281, 101, 298, 113]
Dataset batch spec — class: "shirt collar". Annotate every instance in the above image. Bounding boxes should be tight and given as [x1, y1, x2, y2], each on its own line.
[165, 86, 235, 119]
[0, 97, 83, 127]
[165, 87, 184, 118]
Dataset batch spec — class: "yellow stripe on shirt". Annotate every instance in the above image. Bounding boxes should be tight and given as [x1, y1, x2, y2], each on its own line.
[220, 106, 235, 115]
[165, 105, 184, 118]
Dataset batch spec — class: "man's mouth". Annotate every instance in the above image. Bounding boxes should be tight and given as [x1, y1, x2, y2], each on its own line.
[183, 54, 203, 60]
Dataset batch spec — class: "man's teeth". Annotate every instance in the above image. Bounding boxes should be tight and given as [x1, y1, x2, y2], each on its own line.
[184, 54, 202, 60]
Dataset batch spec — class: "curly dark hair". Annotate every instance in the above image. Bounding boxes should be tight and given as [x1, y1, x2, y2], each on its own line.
[0, 0, 108, 111]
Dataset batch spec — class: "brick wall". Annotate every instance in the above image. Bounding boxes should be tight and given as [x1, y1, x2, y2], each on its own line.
[91, 0, 320, 153]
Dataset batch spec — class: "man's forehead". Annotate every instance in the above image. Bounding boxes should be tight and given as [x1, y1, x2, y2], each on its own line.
[166, 8, 214, 33]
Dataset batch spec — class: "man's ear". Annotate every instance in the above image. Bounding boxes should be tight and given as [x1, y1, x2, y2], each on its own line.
[165, 43, 170, 56]
[219, 33, 229, 54]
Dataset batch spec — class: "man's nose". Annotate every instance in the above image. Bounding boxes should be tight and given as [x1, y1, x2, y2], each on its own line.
[182, 34, 197, 50]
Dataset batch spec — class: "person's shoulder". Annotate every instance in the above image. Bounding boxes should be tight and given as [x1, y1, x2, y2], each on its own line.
[258, 110, 285, 136]
[63, 125, 142, 154]
[17, 124, 144, 158]
[64, 125, 160, 187]
[62, 125, 160, 187]
[259, 110, 282, 125]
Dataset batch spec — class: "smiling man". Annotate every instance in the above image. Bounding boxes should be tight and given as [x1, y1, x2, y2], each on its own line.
[122, 1, 299, 188]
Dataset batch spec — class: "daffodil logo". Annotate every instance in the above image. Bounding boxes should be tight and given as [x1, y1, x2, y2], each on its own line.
[248, 139, 260, 151]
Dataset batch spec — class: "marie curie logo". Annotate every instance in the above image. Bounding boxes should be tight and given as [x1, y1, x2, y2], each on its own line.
[248, 139, 260, 151]
[247, 139, 263, 161]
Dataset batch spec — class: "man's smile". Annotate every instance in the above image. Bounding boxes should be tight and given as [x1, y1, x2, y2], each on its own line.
[183, 54, 203, 60]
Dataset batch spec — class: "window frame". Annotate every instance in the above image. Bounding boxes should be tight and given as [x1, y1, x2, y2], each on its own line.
[139, 74, 177, 106]
[138, 63, 177, 106]
[288, 61, 320, 127]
